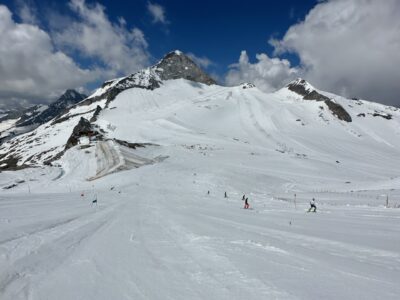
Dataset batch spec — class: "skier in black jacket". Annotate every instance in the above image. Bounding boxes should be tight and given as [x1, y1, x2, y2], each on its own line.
[308, 198, 317, 212]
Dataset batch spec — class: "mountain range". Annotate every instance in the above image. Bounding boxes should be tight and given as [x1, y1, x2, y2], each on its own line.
[0, 89, 86, 143]
[1, 50, 399, 300]
[0, 50, 398, 174]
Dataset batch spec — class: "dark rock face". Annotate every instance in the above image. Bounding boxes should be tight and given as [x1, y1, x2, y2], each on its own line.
[372, 112, 392, 120]
[287, 79, 330, 101]
[324, 99, 352, 122]
[156, 51, 216, 85]
[14, 105, 47, 126]
[241, 83, 256, 89]
[0, 109, 25, 122]
[287, 78, 352, 122]
[90, 105, 103, 122]
[113, 138, 155, 149]
[65, 117, 99, 150]
[0, 153, 28, 171]
[17, 90, 87, 127]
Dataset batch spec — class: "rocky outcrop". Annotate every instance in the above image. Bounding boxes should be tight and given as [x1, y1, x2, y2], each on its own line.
[65, 117, 100, 150]
[156, 51, 216, 85]
[90, 105, 103, 122]
[287, 79, 331, 101]
[17, 90, 87, 127]
[241, 83, 256, 89]
[286, 78, 352, 122]
[324, 99, 352, 122]
[372, 112, 392, 120]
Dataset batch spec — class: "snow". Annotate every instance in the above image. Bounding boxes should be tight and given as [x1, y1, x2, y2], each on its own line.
[0, 78, 400, 299]
[0, 118, 19, 133]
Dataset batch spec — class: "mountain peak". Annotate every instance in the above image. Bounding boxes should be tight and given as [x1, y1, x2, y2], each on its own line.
[16, 89, 87, 127]
[60, 89, 87, 101]
[286, 78, 329, 101]
[285, 78, 352, 122]
[286, 78, 315, 92]
[155, 50, 216, 85]
[164, 50, 183, 57]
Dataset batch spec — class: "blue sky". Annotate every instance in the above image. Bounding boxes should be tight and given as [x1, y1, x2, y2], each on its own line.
[4, 0, 316, 75]
[1, 0, 400, 107]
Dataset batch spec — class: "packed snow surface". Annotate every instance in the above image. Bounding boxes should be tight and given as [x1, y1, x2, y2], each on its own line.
[1, 79, 400, 299]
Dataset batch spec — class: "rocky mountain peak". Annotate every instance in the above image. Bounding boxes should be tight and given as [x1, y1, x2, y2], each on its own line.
[60, 89, 86, 101]
[16, 89, 87, 127]
[286, 78, 320, 97]
[286, 78, 330, 102]
[286, 78, 352, 122]
[78, 50, 217, 108]
[155, 50, 216, 85]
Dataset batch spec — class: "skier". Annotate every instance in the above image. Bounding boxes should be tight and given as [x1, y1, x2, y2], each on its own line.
[207, 190, 210, 195]
[308, 198, 317, 212]
[242, 194, 245, 201]
[244, 197, 250, 209]
[224, 191, 228, 198]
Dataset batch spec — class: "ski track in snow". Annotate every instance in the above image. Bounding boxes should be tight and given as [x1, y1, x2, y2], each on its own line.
[0, 80, 400, 299]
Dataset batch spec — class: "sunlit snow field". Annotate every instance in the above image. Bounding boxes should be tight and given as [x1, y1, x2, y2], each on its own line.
[1, 80, 400, 299]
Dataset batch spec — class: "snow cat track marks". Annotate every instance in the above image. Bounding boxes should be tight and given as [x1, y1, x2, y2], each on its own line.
[0, 202, 120, 298]
[198, 213, 400, 272]
[158, 213, 289, 298]
[239, 91, 281, 147]
[89, 141, 123, 180]
[124, 188, 290, 299]
[88, 141, 163, 180]
[238, 93, 268, 145]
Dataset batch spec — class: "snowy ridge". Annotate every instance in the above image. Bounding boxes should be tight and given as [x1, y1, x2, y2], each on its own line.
[85, 50, 215, 104]
[0, 52, 400, 299]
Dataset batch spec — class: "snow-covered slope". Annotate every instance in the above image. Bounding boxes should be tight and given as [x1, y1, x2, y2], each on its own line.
[0, 51, 400, 300]
[16, 89, 87, 127]
[0, 90, 86, 144]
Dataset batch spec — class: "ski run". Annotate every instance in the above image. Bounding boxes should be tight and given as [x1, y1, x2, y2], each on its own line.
[1, 65, 400, 299]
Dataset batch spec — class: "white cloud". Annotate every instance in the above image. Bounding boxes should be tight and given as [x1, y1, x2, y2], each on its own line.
[225, 51, 299, 92]
[147, 2, 168, 24]
[270, 0, 400, 106]
[54, 0, 150, 77]
[0, 4, 95, 106]
[187, 52, 213, 69]
[15, 0, 38, 24]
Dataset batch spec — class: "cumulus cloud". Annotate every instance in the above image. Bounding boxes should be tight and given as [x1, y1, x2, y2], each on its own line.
[0, 4, 95, 106]
[54, 0, 150, 77]
[271, 0, 400, 106]
[15, 0, 38, 24]
[187, 52, 213, 69]
[147, 2, 168, 24]
[227, 0, 400, 106]
[225, 51, 299, 92]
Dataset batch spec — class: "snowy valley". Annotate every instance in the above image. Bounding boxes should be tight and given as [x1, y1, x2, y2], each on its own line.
[0, 51, 399, 300]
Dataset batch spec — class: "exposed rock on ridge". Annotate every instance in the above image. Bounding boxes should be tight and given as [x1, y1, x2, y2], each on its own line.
[287, 78, 352, 122]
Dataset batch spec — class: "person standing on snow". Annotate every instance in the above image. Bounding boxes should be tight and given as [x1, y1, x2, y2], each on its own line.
[244, 197, 250, 209]
[308, 198, 317, 212]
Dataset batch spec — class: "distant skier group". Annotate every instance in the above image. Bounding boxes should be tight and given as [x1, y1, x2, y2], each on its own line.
[211, 190, 317, 212]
